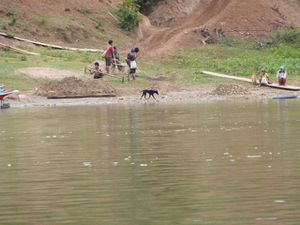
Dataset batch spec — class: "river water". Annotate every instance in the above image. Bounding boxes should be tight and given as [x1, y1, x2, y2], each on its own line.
[0, 100, 300, 225]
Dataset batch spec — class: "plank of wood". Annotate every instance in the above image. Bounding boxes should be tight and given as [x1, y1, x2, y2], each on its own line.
[267, 83, 300, 91]
[0, 32, 103, 52]
[202, 70, 300, 91]
[47, 94, 116, 99]
[202, 71, 253, 83]
[0, 42, 40, 56]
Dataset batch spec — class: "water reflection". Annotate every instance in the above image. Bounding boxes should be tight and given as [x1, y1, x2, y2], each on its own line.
[0, 100, 300, 225]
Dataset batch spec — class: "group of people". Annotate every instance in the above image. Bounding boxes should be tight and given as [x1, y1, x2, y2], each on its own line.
[259, 66, 288, 86]
[88, 39, 140, 81]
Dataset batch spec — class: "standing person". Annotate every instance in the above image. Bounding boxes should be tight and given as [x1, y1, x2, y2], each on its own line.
[126, 47, 139, 81]
[112, 46, 121, 72]
[103, 40, 114, 74]
[276, 66, 288, 85]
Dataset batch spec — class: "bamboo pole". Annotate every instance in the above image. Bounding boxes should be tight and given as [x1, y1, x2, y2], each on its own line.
[0, 32, 103, 52]
[0, 42, 40, 56]
[106, 74, 123, 80]
[202, 71, 253, 83]
[202, 70, 300, 91]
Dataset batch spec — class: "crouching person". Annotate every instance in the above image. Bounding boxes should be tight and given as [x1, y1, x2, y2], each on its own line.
[259, 69, 271, 86]
[89, 62, 104, 79]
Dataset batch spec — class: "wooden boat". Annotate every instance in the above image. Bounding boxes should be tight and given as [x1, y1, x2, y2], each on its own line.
[0, 89, 19, 108]
[202, 71, 300, 91]
[267, 83, 300, 91]
[272, 96, 298, 100]
[0, 90, 17, 100]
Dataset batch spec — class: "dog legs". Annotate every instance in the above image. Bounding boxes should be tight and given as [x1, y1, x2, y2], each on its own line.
[141, 92, 147, 99]
[150, 94, 156, 100]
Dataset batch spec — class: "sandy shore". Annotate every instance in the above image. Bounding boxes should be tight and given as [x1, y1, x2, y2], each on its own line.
[6, 86, 300, 109]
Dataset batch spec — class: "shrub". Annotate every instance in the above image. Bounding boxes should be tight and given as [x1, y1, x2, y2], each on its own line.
[20, 56, 27, 61]
[269, 28, 300, 47]
[136, 0, 160, 13]
[8, 15, 17, 26]
[79, 8, 91, 16]
[117, 0, 140, 30]
[95, 21, 103, 30]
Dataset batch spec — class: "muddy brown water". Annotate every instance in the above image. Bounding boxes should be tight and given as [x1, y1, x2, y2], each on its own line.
[0, 100, 300, 225]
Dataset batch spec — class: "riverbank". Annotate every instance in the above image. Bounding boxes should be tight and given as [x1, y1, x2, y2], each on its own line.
[7, 84, 300, 108]
[1, 32, 300, 109]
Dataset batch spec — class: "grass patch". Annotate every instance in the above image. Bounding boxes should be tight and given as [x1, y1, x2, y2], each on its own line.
[268, 28, 300, 47]
[1, 31, 300, 92]
[143, 38, 300, 86]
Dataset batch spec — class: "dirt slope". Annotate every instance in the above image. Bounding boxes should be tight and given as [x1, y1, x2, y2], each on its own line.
[0, 0, 128, 48]
[1, 0, 300, 55]
[139, 0, 300, 56]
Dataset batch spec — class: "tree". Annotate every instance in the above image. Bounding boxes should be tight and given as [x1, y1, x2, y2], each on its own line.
[117, 0, 161, 30]
[117, 0, 140, 30]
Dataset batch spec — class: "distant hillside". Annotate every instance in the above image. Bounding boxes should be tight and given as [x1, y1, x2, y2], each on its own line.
[0, 0, 300, 55]
[0, 0, 131, 48]
[139, 0, 300, 55]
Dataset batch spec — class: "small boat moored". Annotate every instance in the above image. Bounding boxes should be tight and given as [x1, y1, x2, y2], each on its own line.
[272, 96, 298, 100]
[0, 89, 19, 109]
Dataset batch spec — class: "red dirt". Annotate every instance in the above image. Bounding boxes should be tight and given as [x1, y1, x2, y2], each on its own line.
[35, 77, 116, 98]
[0, 0, 124, 48]
[139, 0, 300, 56]
[1, 0, 300, 56]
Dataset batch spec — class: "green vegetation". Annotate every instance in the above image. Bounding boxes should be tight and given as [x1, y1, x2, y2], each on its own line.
[142, 29, 300, 86]
[8, 15, 17, 26]
[117, 0, 141, 30]
[117, 0, 161, 29]
[269, 28, 300, 47]
[7, 11, 17, 26]
[1, 29, 299, 91]
[136, 0, 160, 13]
[0, 11, 17, 30]
[0, 49, 96, 91]
[78, 7, 91, 16]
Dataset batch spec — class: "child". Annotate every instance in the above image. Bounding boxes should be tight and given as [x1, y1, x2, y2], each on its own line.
[112, 46, 121, 72]
[89, 62, 104, 79]
[126, 47, 139, 81]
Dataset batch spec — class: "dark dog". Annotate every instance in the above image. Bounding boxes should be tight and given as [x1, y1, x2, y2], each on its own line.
[140, 89, 159, 99]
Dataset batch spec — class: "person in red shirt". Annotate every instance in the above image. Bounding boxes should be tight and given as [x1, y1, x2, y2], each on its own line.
[104, 40, 114, 74]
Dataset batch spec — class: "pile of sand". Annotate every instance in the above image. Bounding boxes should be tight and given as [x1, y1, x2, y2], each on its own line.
[210, 84, 250, 96]
[35, 77, 116, 98]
